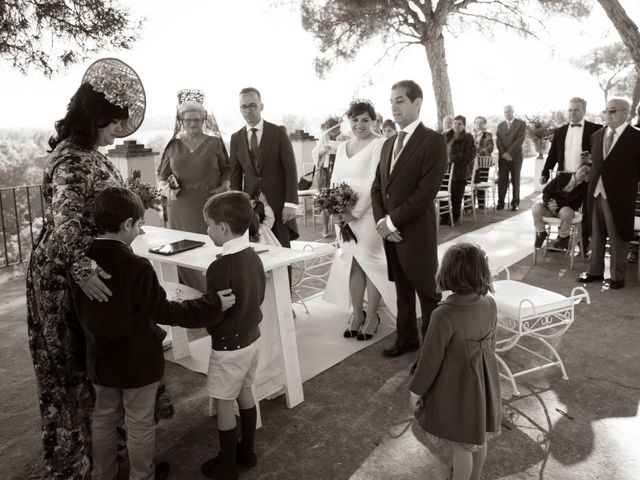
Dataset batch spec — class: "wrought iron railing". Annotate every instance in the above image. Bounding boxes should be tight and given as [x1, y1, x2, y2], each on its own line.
[0, 185, 45, 268]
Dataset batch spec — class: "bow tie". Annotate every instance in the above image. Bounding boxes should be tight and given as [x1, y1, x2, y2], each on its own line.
[570, 123, 582, 127]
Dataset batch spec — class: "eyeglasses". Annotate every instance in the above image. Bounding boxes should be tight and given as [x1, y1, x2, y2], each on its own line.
[601, 108, 627, 115]
[182, 118, 203, 124]
[240, 103, 259, 112]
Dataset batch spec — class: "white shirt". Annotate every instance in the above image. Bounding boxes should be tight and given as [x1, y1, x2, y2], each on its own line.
[245, 118, 264, 145]
[221, 232, 251, 256]
[593, 122, 629, 199]
[381, 117, 421, 232]
[564, 122, 584, 172]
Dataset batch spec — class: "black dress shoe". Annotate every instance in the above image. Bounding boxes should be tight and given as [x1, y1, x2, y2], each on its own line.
[155, 461, 171, 480]
[343, 329, 358, 338]
[496, 204, 505, 211]
[576, 272, 604, 283]
[510, 205, 519, 211]
[382, 341, 420, 357]
[552, 236, 569, 250]
[534, 231, 548, 248]
[604, 278, 625, 289]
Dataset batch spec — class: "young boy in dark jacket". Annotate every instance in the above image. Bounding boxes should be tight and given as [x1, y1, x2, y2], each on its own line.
[65, 187, 236, 480]
[199, 191, 266, 480]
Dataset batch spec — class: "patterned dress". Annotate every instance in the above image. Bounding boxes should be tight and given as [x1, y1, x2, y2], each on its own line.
[26, 139, 124, 479]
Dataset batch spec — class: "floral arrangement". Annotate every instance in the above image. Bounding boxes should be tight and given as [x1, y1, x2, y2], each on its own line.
[313, 183, 359, 243]
[87, 63, 139, 109]
[525, 115, 557, 159]
[125, 170, 161, 210]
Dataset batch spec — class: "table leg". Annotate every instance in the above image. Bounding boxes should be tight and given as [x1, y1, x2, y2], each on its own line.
[151, 260, 191, 360]
[270, 266, 304, 408]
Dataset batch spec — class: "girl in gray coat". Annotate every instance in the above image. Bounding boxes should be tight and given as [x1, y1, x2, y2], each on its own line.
[410, 243, 502, 480]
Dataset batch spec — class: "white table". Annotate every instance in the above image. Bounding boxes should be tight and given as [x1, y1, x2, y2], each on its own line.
[132, 226, 334, 408]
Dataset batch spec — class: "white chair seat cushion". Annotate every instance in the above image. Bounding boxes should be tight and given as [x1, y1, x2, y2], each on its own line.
[474, 181, 493, 188]
[435, 191, 450, 199]
[635, 216, 640, 231]
[542, 212, 582, 224]
[493, 280, 571, 318]
[298, 189, 318, 197]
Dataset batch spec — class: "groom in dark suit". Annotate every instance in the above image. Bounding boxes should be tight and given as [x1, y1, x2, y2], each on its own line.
[229, 87, 299, 247]
[541, 97, 602, 249]
[577, 98, 640, 289]
[371, 80, 447, 357]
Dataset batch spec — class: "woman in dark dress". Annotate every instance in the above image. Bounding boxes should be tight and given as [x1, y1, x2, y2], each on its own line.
[445, 115, 476, 223]
[158, 90, 230, 291]
[26, 59, 145, 479]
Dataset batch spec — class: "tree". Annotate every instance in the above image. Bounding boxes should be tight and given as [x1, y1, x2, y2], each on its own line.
[596, 0, 640, 118]
[0, 0, 143, 76]
[573, 43, 635, 102]
[301, 0, 590, 125]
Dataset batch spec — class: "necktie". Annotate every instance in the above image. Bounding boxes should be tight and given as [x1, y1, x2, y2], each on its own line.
[507, 121, 511, 132]
[391, 131, 407, 172]
[570, 123, 582, 128]
[249, 128, 259, 165]
[604, 129, 615, 157]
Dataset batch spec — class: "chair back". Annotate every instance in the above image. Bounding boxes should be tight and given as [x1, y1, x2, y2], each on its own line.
[440, 162, 453, 192]
[474, 156, 494, 183]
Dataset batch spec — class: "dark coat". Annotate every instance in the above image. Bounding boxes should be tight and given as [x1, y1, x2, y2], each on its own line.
[542, 120, 602, 178]
[65, 240, 223, 388]
[371, 122, 447, 295]
[229, 121, 299, 245]
[474, 131, 494, 157]
[496, 118, 526, 163]
[410, 294, 502, 445]
[542, 172, 589, 211]
[587, 125, 640, 242]
[445, 130, 475, 180]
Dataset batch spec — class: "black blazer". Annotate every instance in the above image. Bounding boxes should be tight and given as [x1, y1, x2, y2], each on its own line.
[542, 172, 589, 211]
[65, 239, 223, 388]
[371, 123, 447, 296]
[496, 118, 526, 162]
[587, 125, 640, 241]
[229, 121, 299, 242]
[445, 130, 475, 180]
[542, 120, 601, 178]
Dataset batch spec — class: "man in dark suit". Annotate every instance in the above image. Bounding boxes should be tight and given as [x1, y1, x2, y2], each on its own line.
[371, 80, 447, 358]
[541, 97, 602, 249]
[229, 87, 299, 247]
[496, 105, 526, 211]
[577, 98, 640, 289]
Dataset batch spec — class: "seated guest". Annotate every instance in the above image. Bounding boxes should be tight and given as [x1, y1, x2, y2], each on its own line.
[472, 115, 495, 208]
[381, 119, 397, 138]
[445, 115, 475, 223]
[533, 161, 592, 250]
[311, 115, 346, 237]
[65, 187, 236, 480]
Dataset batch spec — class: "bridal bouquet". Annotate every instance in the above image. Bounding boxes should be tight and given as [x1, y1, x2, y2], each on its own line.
[125, 170, 161, 210]
[313, 183, 359, 243]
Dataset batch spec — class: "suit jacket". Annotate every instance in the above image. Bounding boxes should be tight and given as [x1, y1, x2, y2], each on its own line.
[65, 240, 223, 388]
[542, 172, 589, 211]
[474, 131, 494, 157]
[445, 130, 475, 180]
[371, 123, 447, 295]
[587, 125, 640, 241]
[229, 121, 299, 242]
[496, 118, 526, 163]
[542, 120, 602, 178]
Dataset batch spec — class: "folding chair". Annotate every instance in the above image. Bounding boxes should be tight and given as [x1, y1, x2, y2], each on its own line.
[473, 155, 496, 213]
[435, 163, 453, 227]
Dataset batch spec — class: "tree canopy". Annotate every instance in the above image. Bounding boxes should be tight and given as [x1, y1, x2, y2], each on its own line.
[573, 42, 635, 102]
[0, 0, 143, 76]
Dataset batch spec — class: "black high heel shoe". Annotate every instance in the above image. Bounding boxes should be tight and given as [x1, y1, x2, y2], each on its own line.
[344, 310, 366, 338]
[357, 313, 381, 341]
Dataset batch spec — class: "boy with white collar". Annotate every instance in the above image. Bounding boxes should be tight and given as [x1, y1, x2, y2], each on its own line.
[200, 191, 266, 480]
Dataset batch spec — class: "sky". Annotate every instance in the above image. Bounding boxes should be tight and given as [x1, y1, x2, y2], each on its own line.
[0, 0, 638, 134]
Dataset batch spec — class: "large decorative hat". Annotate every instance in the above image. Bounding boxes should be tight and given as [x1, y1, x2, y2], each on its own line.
[82, 58, 146, 137]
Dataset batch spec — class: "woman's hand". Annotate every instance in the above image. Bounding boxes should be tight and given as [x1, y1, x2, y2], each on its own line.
[217, 288, 236, 311]
[79, 267, 113, 302]
[211, 181, 231, 195]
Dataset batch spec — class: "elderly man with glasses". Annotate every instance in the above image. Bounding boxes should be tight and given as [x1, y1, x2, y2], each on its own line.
[577, 98, 640, 289]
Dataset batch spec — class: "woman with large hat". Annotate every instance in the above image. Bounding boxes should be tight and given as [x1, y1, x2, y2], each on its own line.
[26, 58, 145, 478]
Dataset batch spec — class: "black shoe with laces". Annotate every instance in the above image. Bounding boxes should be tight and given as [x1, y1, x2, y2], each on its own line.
[553, 236, 569, 250]
[534, 231, 547, 248]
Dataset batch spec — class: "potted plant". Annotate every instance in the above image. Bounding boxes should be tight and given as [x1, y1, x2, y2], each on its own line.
[525, 115, 556, 159]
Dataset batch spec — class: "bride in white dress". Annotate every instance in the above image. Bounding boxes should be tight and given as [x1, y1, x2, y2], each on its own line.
[323, 100, 397, 340]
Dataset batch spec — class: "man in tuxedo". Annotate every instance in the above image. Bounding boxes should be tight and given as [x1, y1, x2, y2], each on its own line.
[496, 105, 526, 211]
[540, 97, 602, 249]
[371, 80, 447, 358]
[229, 87, 299, 247]
[577, 98, 640, 289]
